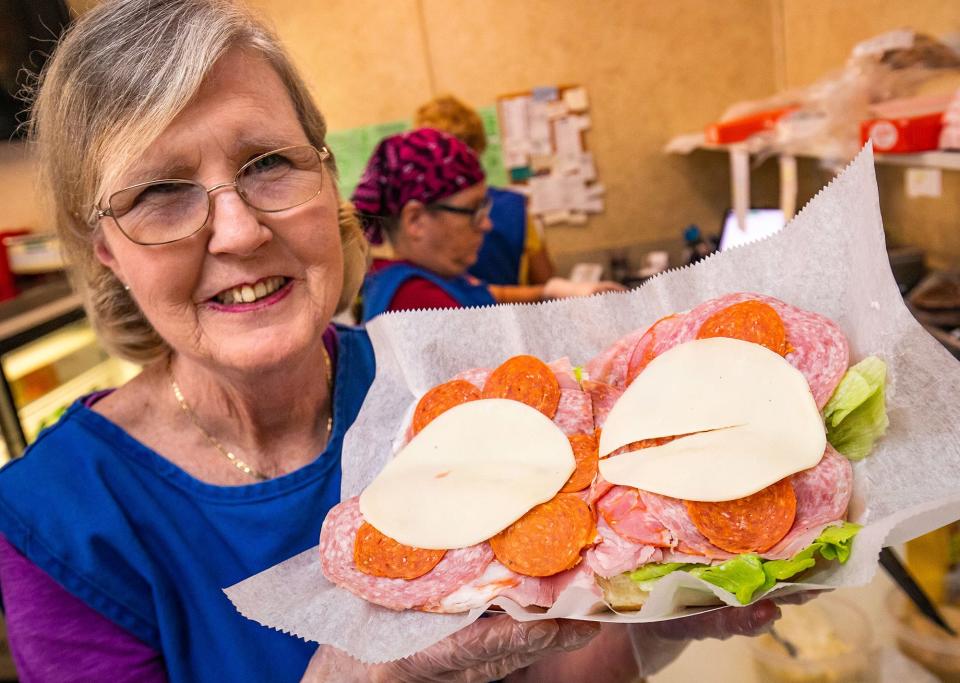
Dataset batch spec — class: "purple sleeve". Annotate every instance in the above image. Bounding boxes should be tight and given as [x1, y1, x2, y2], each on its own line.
[0, 535, 166, 683]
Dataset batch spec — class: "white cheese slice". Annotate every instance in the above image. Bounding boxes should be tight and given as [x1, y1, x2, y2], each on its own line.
[359, 399, 575, 549]
[598, 337, 825, 502]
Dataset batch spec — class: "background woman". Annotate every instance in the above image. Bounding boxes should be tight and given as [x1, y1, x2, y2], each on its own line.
[414, 94, 556, 288]
[354, 129, 623, 321]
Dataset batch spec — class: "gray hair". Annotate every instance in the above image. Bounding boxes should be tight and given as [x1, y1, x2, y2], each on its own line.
[30, 0, 366, 364]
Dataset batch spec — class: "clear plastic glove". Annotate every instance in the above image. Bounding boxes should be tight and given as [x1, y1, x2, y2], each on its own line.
[542, 277, 627, 299]
[301, 615, 600, 683]
[627, 598, 782, 677]
[626, 591, 825, 677]
[510, 596, 803, 682]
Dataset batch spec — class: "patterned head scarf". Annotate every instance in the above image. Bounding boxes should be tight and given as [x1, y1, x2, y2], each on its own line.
[351, 128, 485, 244]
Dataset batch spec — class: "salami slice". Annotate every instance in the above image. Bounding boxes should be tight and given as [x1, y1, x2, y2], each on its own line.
[585, 327, 647, 386]
[685, 479, 797, 554]
[482, 355, 561, 418]
[765, 445, 853, 559]
[411, 380, 481, 436]
[553, 388, 594, 436]
[789, 445, 853, 531]
[625, 314, 683, 385]
[490, 493, 596, 577]
[561, 433, 600, 493]
[354, 522, 446, 580]
[320, 497, 493, 610]
[597, 485, 676, 547]
[696, 300, 790, 356]
[583, 380, 622, 429]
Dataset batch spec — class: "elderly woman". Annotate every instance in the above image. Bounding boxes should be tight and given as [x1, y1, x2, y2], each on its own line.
[353, 129, 623, 321]
[0, 1, 783, 681]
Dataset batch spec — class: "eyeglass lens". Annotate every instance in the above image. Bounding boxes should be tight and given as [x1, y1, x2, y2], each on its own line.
[107, 146, 325, 245]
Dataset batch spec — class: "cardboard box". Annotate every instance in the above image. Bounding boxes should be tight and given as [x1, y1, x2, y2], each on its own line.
[860, 112, 944, 153]
[705, 106, 798, 145]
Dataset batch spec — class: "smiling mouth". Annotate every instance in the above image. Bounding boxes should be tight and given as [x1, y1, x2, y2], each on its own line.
[214, 276, 290, 305]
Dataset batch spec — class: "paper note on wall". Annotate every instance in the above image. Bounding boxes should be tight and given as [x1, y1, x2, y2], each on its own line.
[562, 87, 589, 113]
[554, 116, 584, 161]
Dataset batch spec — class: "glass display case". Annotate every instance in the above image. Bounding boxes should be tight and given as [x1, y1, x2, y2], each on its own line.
[0, 279, 139, 463]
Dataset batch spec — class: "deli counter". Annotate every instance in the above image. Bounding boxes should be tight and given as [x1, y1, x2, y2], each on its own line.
[0, 276, 138, 463]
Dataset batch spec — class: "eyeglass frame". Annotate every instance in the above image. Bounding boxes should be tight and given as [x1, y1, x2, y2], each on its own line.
[93, 144, 331, 246]
[428, 195, 493, 229]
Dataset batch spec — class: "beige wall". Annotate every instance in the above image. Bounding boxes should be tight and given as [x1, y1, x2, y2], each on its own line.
[2, 1, 959, 268]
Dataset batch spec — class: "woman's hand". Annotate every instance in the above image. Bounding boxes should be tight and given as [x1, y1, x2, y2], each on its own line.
[509, 598, 786, 682]
[301, 614, 600, 683]
[543, 277, 627, 299]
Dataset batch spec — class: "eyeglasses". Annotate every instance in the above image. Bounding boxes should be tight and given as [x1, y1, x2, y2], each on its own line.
[429, 196, 493, 229]
[94, 145, 330, 246]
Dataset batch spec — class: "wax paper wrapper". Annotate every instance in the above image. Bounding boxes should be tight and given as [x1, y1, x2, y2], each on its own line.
[225, 145, 960, 663]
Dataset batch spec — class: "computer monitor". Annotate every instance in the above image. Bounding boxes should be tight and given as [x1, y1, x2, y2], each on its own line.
[718, 208, 785, 251]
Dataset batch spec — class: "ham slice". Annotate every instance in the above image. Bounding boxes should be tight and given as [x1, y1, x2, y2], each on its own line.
[586, 516, 663, 578]
[597, 486, 675, 547]
[500, 562, 601, 607]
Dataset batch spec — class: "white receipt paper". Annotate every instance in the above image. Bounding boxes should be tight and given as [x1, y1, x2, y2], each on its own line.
[225, 145, 960, 663]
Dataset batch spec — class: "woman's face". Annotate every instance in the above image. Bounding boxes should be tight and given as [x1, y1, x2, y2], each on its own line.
[95, 48, 342, 374]
[408, 183, 492, 278]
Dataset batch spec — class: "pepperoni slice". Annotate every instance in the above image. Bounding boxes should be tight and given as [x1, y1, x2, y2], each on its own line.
[626, 314, 682, 384]
[411, 379, 481, 436]
[696, 300, 791, 356]
[560, 434, 599, 493]
[684, 479, 797, 554]
[605, 435, 678, 458]
[481, 355, 561, 419]
[490, 494, 596, 577]
[354, 522, 446, 580]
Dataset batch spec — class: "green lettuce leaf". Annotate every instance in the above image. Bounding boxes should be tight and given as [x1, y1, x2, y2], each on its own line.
[573, 366, 584, 384]
[813, 521, 861, 562]
[629, 562, 691, 582]
[823, 356, 889, 461]
[688, 554, 766, 605]
[627, 523, 862, 604]
[760, 522, 861, 592]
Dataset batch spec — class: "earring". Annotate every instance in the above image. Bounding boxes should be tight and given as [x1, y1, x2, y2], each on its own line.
[124, 284, 130, 291]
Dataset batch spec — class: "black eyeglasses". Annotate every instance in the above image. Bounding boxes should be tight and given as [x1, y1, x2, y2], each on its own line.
[94, 145, 330, 246]
[429, 196, 493, 229]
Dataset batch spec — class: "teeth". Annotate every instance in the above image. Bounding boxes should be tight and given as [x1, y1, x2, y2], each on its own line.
[216, 277, 286, 305]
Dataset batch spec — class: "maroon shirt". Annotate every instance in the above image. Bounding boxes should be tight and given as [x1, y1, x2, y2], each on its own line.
[368, 258, 461, 312]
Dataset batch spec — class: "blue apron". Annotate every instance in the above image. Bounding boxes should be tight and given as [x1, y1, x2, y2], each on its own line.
[361, 261, 496, 322]
[469, 187, 527, 286]
[0, 325, 375, 683]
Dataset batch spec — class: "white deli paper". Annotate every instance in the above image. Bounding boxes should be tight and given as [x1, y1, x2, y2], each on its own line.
[225, 145, 960, 663]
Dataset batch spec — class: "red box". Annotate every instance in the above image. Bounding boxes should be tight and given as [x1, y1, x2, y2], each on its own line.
[860, 112, 944, 153]
[705, 107, 798, 145]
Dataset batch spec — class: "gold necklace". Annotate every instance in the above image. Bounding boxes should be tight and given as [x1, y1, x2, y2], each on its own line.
[169, 347, 334, 482]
